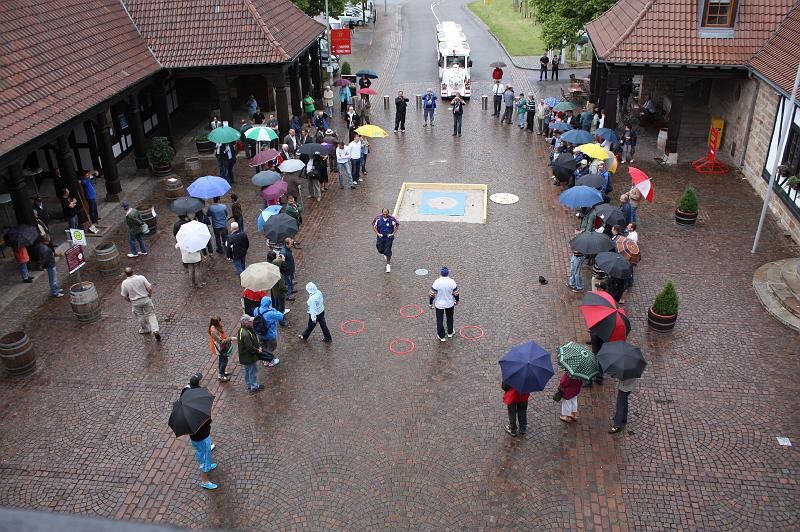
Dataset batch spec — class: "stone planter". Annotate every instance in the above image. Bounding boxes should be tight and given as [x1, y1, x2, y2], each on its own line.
[675, 208, 698, 226]
[647, 307, 677, 332]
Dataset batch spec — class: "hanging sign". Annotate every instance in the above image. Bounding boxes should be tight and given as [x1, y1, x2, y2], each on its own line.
[331, 29, 352, 55]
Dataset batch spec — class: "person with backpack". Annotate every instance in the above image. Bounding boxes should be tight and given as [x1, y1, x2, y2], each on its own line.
[123, 202, 148, 258]
[252, 296, 284, 367]
[209, 316, 232, 382]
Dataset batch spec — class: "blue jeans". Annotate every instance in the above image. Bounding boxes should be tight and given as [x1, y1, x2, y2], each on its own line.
[191, 436, 214, 472]
[68, 215, 79, 229]
[424, 107, 435, 124]
[569, 254, 585, 290]
[613, 390, 630, 426]
[243, 362, 259, 390]
[218, 157, 229, 182]
[213, 227, 228, 253]
[630, 206, 638, 223]
[284, 273, 294, 298]
[217, 354, 228, 377]
[233, 258, 245, 275]
[87, 198, 99, 223]
[45, 265, 60, 295]
[337, 162, 352, 188]
[350, 159, 361, 183]
[18, 262, 29, 281]
[518, 113, 526, 128]
[361, 154, 368, 172]
[128, 234, 147, 255]
[453, 114, 463, 135]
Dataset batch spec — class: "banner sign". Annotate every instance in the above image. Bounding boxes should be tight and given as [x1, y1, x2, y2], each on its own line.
[331, 29, 352, 55]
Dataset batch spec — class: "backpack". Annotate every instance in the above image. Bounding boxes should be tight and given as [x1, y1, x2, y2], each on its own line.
[253, 313, 269, 337]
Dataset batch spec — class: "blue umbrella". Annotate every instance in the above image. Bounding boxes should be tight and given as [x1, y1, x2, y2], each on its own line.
[543, 96, 561, 108]
[560, 129, 596, 145]
[559, 186, 605, 209]
[256, 204, 283, 232]
[551, 122, 573, 132]
[499, 341, 554, 393]
[596, 128, 619, 143]
[186, 175, 231, 199]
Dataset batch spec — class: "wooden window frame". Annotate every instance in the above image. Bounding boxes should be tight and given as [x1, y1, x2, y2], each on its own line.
[703, 0, 736, 28]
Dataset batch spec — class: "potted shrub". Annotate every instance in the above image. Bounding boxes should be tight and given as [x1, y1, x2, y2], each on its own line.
[786, 175, 800, 190]
[341, 61, 351, 76]
[147, 136, 175, 177]
[675, 186, 698, 225]
[195, 131, 215, 155]
[647, 280, 679, 332]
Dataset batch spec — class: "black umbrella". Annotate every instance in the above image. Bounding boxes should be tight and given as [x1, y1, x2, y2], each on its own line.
[576, 173, 607, 189]
[251, 170, 282, 187]
[263, 213, 299, 243]
[323, 136, 338, 144]
[169, 197, 205, 216]
[570, 232, 614, 255]
[298, 143, 332, 156]
[168, 387, 214, 437]
[355, 69, 379, 79]
[592, 203, 626, 227]
[595, 251, 634, 279]
[4, 225, 39, 248]
[552, 153, 577, 183]
[597, 341, 647, 380]
[490, 61, 507, 68]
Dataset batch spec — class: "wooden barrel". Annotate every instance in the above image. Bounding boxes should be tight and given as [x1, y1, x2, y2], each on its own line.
[137, 204, 157, 236]
[69, 281, 102, 323]
[163, 176, 185, 200]
[185, 156, 202, 177]
[0, 331, 35, 376]
[95, 242, 120, 275]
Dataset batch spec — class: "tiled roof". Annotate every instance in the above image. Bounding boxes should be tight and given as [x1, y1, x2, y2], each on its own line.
[587, 0, 796, 66]
[0, 0, 160, 158]
[750, 2, 800, 99]
[122, 0, 325, 68]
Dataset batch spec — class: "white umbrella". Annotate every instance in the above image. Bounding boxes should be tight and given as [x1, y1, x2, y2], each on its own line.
[176, 220, 212, 253]
[240, 262, 282, 290]
[279, 159, 305, 173]
[245, 126, 278, 142]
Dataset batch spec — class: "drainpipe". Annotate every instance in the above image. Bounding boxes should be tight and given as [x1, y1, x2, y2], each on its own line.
[738, 73, 760, 168]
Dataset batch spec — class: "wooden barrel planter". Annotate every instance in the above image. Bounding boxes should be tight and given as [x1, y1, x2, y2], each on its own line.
[675, 209, 698, 226]
[153, 162, 173, 178]
[185, 156, 202, 177]
[69, 281, 102, 323]
[195, 140, 215, 156]
[95, 242, 120, 276]
[0, 331, 35, 376]
[163, 176, 185, 200]
[137, 204, 157, 236]
[647, 307, 677, 332]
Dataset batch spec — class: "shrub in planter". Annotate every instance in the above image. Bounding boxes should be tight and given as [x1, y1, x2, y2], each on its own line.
[341, 61, 351, 75]
[195, 131, 215, 155]
[647, 280, 679, 332]
[786, 175, 800, 190]
[147, 136, 175, 177]
[675, 186, 698, 225]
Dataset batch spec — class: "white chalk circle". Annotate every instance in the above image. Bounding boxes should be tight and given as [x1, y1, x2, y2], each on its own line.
[415, 268, 429, 276]
[426, 196, 459, 210]
[490, 193, 520, 205]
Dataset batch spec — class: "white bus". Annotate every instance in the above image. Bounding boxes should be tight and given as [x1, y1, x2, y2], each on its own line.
[438, 38, 472, 99]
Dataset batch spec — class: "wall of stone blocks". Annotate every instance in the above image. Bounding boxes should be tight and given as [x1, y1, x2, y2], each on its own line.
[709, 77, 759, 165]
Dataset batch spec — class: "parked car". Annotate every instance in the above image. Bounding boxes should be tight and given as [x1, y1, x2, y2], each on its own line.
[337, 9, 364, 27]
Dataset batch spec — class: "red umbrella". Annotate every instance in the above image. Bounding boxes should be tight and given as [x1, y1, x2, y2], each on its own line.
[358, 87, 378, 95]
[629, 167, 654, 203]
[580, 290, 630, 342]
[249, 149, 280, 167]
[260, 180, 287, 201]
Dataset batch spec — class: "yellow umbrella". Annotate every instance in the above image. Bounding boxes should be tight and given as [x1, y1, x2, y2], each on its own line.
[607, 155, 619, 174]
[578, 143, 607, 160]
[355, 124, 388, 138]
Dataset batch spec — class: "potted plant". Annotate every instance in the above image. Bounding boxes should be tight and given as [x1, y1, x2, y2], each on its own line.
[195, 131, 215, 155]
[675, 186, 698, 225]
[647, 280, 679, 332]
[147, 136, 175, 177]
[341, 61, 352, 76]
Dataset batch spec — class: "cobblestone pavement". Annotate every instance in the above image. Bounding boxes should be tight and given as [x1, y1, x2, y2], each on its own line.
[1, 2, 799, 530]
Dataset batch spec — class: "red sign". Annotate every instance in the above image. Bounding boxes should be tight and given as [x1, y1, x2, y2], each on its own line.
[330, 29, 352, 55]
[65, 244, 86, 274]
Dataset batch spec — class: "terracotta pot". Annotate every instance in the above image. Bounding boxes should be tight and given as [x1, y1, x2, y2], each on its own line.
[675, 208, 697, 225]
[647, 307, 677, 332]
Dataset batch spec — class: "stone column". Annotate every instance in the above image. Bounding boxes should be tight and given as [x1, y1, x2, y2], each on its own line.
[309, 44, 323, 100]
[153, 76, 174, 143]
[603, 71, 620, 131]
[56, 134, 90, 224]
[289, 62, 302, 118]
[217, 80, 233, 123]
[7, 162, 35, 227]
[275, 71, 291, 135]
[128, 93, 149, 170]
[666, 79, 687, 164]
[93, 112, 122, 201]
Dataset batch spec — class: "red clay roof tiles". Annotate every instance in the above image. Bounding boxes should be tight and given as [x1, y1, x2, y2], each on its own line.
[750, 2, 800, 99]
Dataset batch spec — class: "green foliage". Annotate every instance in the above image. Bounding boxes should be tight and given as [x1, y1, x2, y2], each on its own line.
[147, 136, 175, 165]
[195, 131, 209, 142]
[677, 186, 698, 213]
[341, 61, 352, 75]
[787, 175, 800, 188]
[528, 0, 615, 49]
[652, 280, 679, 316]
[467, 0, 545, 56]
[292, 0, 345, 17]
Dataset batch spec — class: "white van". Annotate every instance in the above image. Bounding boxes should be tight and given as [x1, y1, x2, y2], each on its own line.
[438, 40, 472, 98]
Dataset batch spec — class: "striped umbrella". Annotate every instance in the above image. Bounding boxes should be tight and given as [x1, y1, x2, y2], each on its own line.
[558, 342, 600, 381]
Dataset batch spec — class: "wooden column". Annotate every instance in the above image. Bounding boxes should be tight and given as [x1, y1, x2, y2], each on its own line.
[299, 52, 312, 100]
[128, 93, 149, 170]
[7, 162, 35, 227]
[93, 112, 121, 201]
[217, 81, 233, 124]
[265, 77, 275, 113]
[289, 62, 302, 118]
[666, 78, 687, 157]
[603, 71, 620, 131]
[309, 44, 323, 100]
[275, 71, 291, 135]
[57, 134, 89, 224]
[153, 76, 174, 143]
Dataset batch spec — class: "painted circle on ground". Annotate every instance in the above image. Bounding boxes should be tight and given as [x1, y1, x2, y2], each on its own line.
[459, 325, 485, 341]
[399, 304, 425, 318]
[490, 193, 520, 205]
[415, 268, 429, 276]
[339, 319, 365, 335]
[389, 338, 416, 355]
[426, 196, 459, 210]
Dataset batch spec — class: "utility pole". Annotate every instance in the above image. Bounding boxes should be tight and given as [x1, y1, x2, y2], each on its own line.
[325, 0, 332, 83]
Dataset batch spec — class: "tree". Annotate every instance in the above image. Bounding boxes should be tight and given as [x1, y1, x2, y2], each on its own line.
[529, 0, 615, 49]
[293, 0, 346, 18]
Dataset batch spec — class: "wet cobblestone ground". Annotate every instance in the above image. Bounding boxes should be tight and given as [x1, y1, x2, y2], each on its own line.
[0, 3, 799, 530]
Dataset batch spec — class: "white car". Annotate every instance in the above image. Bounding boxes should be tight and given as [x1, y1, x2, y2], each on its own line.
[337, 10, 365, 27]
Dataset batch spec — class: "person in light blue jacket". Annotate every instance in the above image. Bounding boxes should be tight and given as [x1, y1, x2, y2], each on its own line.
[422, 88, 437, 126]
[297, 282, 332, 343]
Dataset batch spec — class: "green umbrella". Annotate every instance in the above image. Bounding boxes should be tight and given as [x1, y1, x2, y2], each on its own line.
[208, 126, 241, 144]
[245, 126, 278, 142]
[557, 341, 600, 381]
[554, 101, 577, 112]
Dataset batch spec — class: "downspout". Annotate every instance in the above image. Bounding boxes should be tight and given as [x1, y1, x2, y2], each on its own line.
[738, 73, 760, 168]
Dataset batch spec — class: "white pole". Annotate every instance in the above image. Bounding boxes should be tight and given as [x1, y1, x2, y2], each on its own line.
[752, 63, 800, 253]
[325, 0, 332, 83]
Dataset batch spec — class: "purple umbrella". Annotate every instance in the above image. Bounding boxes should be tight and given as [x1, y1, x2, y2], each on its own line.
[260, 180, 288, 201]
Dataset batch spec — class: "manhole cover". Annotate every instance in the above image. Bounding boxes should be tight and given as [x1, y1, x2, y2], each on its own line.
[415, 268, 429, 276]
[490, 193, 519, 204]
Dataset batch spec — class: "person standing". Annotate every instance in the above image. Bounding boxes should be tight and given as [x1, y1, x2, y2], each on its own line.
[429, 267, 459, 341]
[620, 125, 637, 163]
[360, 138, 370, 176]
[323, 85, 335, 117]
[215, 143, 236, 184]
[280, 238, 296, 301]
[500, 85, 515, 124]
[123, 202, 148, 258]
[13, 245, 34, 283]
[284, 195, 303, 228]
[298, 282, 332, 343]
[246, 95, 258, 116]
[609, 378, 637, 433]
[625, 222, 638, 243]
[120, 267, 160, 342]
[492, 66, 504, 81]
[283, 128, 298, 157]
[80, 170, 100, 224]
[302, 93, 316, 124]
[33, 237, 63, 297]
[346, 105, 360, 141]
[539, 54, 549, 81]
[567, 250, 586, 293]
[267, 250, 289, 326]
[551, 55, 559, 80]
[194, 207, 214, 256]
[451, 93, 465, 137]
[237, 315, 264, 392]
[502, 381, 529, 436]
[491, 79, 505, 117]
[516, 92, 528, 129]
[535, 100, 546, 135]
[60, 188, 79, 230]
[252, 296, 283, 367]
[209, 316, 232, 382]
[175, 241, 203, 288]
[225, 221, 249, 275]
[372, 208, 400, 272]
[422, 88, 437, 126]
[335, 141, 352, 190]
[173, 214, 190, 237]
[394, 90, 409, 132]
[181, 374, 217, 490]
[207, 197, 229, 255]
[348, 133, 363, 187]
[558, 372, 582, 422]
[230, 193, 243, 230]
[339, 83, 351, 116]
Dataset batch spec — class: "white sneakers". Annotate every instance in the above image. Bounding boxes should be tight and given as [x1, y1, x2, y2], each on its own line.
[385, 264, 391, 273]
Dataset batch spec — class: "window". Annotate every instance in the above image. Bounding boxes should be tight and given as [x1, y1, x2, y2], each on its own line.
[446, 56, 466, 69]
[784, 124, 800, 177]
[703, 0, 735, 27]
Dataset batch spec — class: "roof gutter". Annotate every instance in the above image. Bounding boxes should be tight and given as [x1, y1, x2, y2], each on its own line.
[750, 67, 799, 101]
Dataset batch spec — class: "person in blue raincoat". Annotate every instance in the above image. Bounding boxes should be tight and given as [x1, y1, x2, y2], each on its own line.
[252, 296, 284, 367]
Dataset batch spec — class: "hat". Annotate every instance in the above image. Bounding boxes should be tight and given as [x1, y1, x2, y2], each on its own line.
[440, 267, 449, 276]
[121, 202, 129, 209]
[325, 129, 334, 135]
[188, 372, 202, 387]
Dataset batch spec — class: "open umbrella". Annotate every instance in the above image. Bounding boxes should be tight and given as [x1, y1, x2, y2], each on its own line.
[559, 186, 604, 209]
[256, 204, 283, 232]
[615, 236, 641, 264]
[558, 342, 600, 381]
[499, 341, 554, 393]
[357, 87, 378, 96]
[596, 341, 646, 380]
[355, 69, 379, 79]
[261, 180, 288, 201]
[578, 143, 608, 160]
[550, 121, 573, 132]
[207, 126, 241, 144]
[489, 61, 507, 68]
[592, 204, 625, 227]
[168, 387, 214, 437]
[4, 225, 39, 248]
[169, 196, 205, 216]
[175, 220, 212, 253]
[323, 136, 338, 144]
[263, 213, 299, 243]
[561, 129, 595, 145]
[249, 149, 280, 167]
[576, 173, 607, 189]
[335, 78, 352, 87]
[595, 251, 634, 279]
[251, 171, 282, 187]
[355, 124, 388, 138]
[279, 159, 305, 173]
[629, 166, 654, 203]
[554, 101, 576, 112]
[298, 143, 332, 156]
[543, 96, 561, 108]
[240, 261, 282, 291]
[245, 126, 278, 142]
[596, 128, 619, 144]
[187, 175, 231, 199]
[570, 232, 614, 255]
[580, 291, 630, 342]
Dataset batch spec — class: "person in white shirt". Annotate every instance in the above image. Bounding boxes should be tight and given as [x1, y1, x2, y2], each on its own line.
[175, 242, 203, 288]
[335, 141, 352, 189]
[625, 222, 638, 243]
[492, 80, 505, 117]
[348, 133, 363, 188]
[120, 267, 161, 342]
[429, 267, 460, 342]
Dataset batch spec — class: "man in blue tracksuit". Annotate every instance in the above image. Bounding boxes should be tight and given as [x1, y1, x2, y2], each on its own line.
[422, 88, 437, 126]
[252, 296, 284, 367]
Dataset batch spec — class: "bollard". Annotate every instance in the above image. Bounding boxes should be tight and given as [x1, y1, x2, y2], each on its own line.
[416, 94, 422, 109]
[481, 95, 488, 110]
[384, 95, 390, 109]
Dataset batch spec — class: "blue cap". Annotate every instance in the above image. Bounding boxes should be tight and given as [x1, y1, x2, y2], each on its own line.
[441, 267, 449, 276]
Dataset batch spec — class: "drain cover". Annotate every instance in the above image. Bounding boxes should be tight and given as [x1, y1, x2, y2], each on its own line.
[415, 268, 429, 276]
[490, 193, 519, 204]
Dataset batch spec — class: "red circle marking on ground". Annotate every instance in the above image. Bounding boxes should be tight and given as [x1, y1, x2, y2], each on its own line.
[459, 325, 485, 341]
[399, 304, 425, 319]
[339, 319, 365, 335]
[389, 338, 416, 355]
